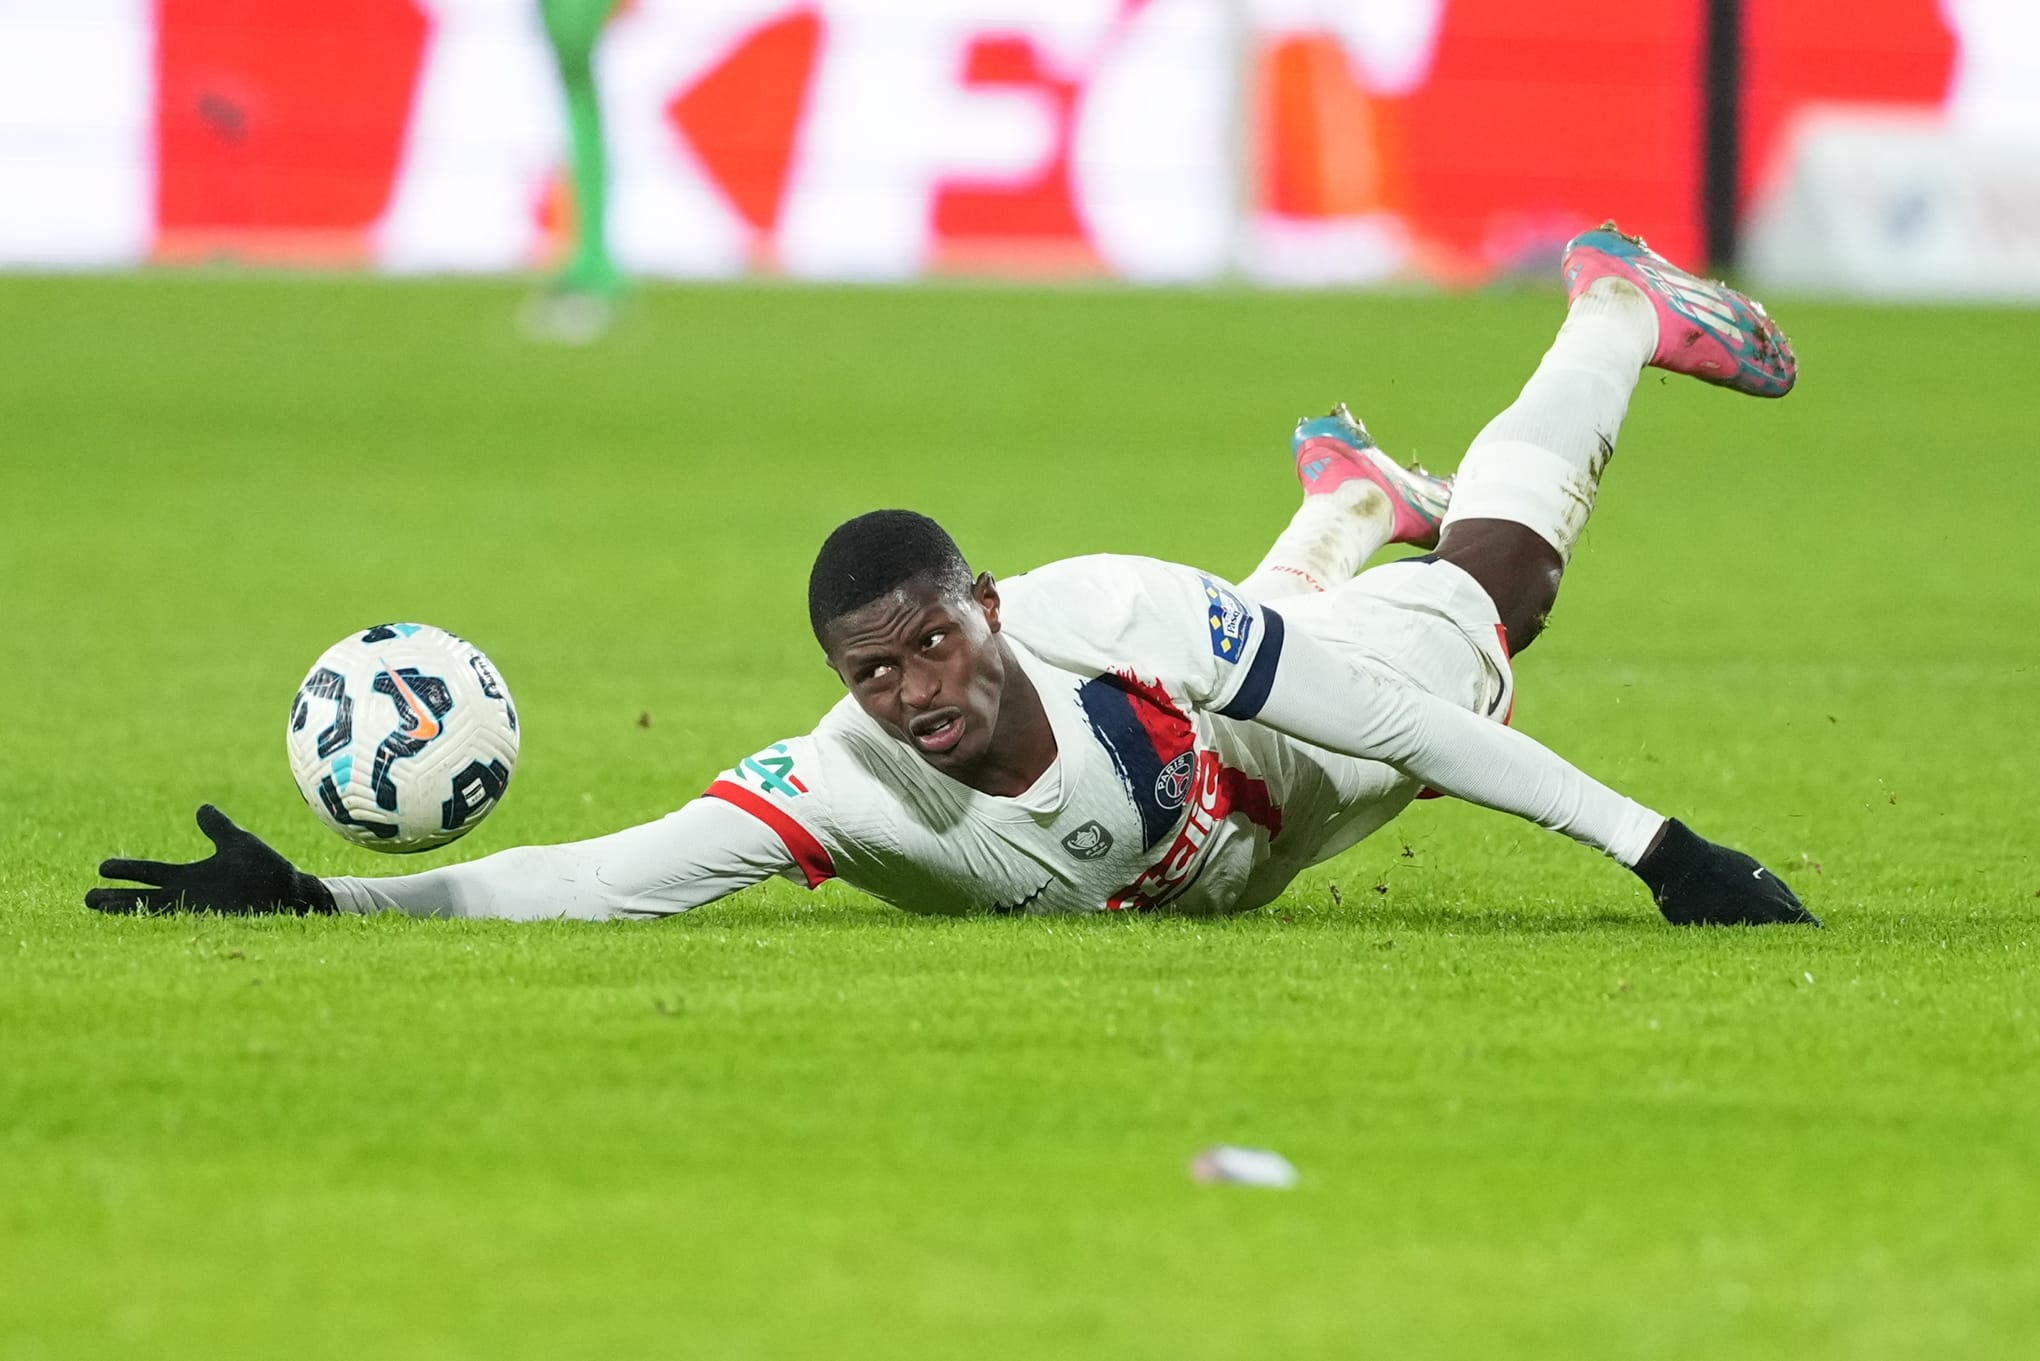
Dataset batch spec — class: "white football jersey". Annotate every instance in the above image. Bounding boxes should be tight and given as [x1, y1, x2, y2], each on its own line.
[701, 555, 1419, 915]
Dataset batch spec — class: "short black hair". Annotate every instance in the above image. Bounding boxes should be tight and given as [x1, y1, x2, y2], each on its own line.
[808, 510, 974, 641]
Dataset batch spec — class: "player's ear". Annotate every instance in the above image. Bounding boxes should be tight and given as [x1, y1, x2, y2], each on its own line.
[974, 572, 1001, 633]
[815, 630, 846, 680]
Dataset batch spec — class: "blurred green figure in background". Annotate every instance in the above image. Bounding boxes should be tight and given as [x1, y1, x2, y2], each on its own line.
[529, 0, 625, 341]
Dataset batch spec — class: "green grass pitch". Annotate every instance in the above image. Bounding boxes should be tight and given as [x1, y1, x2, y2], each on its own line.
[2, 274, 2036, 1359]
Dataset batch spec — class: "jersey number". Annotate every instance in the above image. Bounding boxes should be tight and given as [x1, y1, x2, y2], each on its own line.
[738, 742, 808, 799]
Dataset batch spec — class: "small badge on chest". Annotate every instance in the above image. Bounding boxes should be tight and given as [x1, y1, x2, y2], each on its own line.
[1061, 820, 1114, 860]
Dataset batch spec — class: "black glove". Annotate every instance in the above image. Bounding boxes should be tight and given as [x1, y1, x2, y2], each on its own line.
[1632, 818, 1819, 927]
[86, 805, 335, 916]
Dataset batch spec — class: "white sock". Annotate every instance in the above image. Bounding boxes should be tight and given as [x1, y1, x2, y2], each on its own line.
[1240, 480, 1393, 602]
[1439, 279, 1657, 562]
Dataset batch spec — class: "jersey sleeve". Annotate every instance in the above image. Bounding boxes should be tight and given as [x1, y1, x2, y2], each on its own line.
[696, 736, 841, 888]
[998, 555, 1287, 718]
[1250, 624, 1666, 866]
[324, 796, 800, 921]
[324, 735, 850, 922]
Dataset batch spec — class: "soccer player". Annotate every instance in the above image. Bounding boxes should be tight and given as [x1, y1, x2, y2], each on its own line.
[522, 0, 625, 343]
[88, 226, 1816, 928]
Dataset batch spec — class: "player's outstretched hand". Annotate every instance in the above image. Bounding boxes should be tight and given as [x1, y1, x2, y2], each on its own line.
[1632, 819, 1820, 927]
[86, 805, 336, 916]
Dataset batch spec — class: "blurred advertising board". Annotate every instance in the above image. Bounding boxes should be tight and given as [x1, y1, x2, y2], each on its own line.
[1744, 3, 2040, 299]
[0, 0, 2024, 293]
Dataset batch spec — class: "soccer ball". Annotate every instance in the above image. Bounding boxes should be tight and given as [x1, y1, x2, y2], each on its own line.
[286, 623, 520, 853]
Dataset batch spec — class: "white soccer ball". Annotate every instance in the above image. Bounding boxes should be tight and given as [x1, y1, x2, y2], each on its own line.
[286, 623, 520, 853]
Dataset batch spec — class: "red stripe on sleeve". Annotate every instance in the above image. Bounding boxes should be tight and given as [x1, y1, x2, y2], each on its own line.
[702, 780, 836, 888]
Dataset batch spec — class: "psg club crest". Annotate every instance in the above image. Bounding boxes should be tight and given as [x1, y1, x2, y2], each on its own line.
[1154, 751, 1196, 810]
[1061, 820, 1114, 861]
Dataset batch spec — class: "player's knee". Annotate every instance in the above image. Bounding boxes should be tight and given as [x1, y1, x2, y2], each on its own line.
[1495, 560, 1560, 655]
[1436, 518, 1563, 655]
[1502, 601, 1552, 654]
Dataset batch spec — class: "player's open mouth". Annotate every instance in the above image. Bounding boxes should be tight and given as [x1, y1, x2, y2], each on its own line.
[909, 712, 965, 754]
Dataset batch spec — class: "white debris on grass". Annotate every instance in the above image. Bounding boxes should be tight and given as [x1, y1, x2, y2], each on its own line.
[1190, 1146, 1298, 1189]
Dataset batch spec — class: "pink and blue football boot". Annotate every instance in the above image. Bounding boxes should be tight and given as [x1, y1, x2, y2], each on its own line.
[1292, 403, 1452, 549]
[1562, 221, 1796, 398]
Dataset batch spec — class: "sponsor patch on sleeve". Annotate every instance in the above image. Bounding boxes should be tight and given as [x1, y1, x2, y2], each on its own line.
[1199, 576, 1255, 665]
[732, 741, 809, 799]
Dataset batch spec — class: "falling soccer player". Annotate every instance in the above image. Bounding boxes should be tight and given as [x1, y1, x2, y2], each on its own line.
[89, 225, 1818, 928]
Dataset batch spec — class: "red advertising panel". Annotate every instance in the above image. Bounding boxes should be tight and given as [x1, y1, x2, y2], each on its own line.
[1259, 0, 1702, 280]
[155, 0, 428, 263]
[1742, 0, 1955, 199]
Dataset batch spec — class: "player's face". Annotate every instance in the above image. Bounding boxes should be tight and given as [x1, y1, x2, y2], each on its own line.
[823, 574, 1010, 778]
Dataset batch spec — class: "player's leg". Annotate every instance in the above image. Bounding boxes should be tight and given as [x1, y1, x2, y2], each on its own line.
[1435, 223, 1796, 654]
[1427, 274, 1650, 653]
[539, 0, 624, 299]
[1241, 405, 1452, 603]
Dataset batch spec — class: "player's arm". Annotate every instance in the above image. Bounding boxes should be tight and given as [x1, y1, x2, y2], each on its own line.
[326, 793, 808, 920]
[84, 797, 806, 921]
[1234, 609, 1815, 926]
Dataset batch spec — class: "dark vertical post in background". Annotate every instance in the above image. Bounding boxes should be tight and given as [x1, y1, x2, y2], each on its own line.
[1702, 0, 1744, 271]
